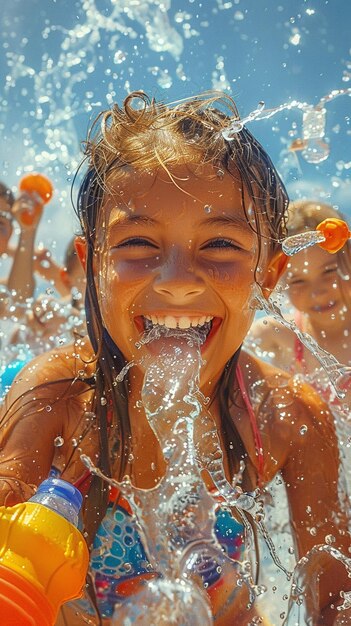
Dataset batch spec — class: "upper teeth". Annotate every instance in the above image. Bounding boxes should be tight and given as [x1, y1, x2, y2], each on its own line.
[144, 315, 213, 329]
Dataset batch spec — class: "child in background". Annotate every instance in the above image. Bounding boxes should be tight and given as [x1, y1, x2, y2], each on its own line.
[249, 199, 351, 503]
[249, 200, 351, 395]
[0, 93, 350, 626]
[0, 180, 45, 310]
[9, 236, 87, 355]
[33, 236, 86, 305]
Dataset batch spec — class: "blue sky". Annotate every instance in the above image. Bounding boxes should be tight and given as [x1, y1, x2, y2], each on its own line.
[1, 0, 350, 261]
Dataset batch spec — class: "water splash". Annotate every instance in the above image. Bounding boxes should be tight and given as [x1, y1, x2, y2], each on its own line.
[222, 101, 265, 139]
[282, 230, 326, 256]
[254, 286, 351, 398]
[81, 328, 262, 623]
[283, 545, 351, 625]
[222, 87, 351, 164]
[301, 106, 329, 164]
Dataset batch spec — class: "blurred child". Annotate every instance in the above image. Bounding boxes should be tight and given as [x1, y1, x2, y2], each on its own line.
[249, 200, 351, 405]
[0, 95, 350, 626]
[9, 236, 87, 355]
[0, 180, 46, 307]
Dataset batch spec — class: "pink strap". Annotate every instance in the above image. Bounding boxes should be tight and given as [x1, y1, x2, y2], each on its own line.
[236, 366, 264, 485]
[294, 310, 305, 365]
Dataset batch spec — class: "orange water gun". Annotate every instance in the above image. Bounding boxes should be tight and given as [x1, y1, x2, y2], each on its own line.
[18, 173, 53, 226]
[282, 217, 351, 257]
[315, 218, 351, 254]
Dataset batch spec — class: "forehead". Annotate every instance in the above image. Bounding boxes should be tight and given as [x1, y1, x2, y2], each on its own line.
[102, 164, 249, 225]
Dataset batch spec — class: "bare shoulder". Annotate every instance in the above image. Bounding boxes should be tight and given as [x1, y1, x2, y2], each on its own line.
[4, 335, 96, 401]
[0, 336, 98, 503]
[242, 350, 332, 425]
[239, 351, 336, 477]
[0, 335, 97, 438]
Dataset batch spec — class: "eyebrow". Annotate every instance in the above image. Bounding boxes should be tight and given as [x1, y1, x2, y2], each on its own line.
[108, 214, 159, 229]
[198, 215, 250, 229]
[110, 213, 248, 227]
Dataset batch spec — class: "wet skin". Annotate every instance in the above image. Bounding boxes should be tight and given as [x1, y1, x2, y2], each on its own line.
[89, 164, 281, 400]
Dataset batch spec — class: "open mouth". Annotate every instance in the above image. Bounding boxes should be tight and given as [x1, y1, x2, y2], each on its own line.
[135, 315, 221, 347]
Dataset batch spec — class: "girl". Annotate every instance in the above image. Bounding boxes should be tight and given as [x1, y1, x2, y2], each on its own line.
[0, 93, 350, 625]
[249, 200, 351, 396]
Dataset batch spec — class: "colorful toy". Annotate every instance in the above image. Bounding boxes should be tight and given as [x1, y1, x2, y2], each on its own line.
[0, 478, 89, 625]
[282, 217, 351, 257]
[18, 173, 53, 226]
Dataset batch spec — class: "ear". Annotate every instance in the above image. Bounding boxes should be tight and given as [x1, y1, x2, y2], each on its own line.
[74, 236, 87, 270]
[260, 251, 288, 299]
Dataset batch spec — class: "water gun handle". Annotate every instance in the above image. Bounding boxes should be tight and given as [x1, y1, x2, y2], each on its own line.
[316, 218, 351, 254]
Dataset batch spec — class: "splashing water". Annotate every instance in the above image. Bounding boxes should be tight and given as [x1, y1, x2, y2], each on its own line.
[254, 285, 351, 397]
[282, 230, 326, 256]
[222, 100, 265, 139]
[81, 328, 254, 624]
[81, 324, 295, 622]
[283, 545, 351, 625]
[221, 87, 351, 164]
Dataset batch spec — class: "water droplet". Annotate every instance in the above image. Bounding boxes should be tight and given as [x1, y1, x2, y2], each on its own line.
[54, 436, 64, 447]
[204, 204, 212, 213]
[45, 405, 52, 412]
[113, 50, 127, 64]
[299, 424, 308, 435]
[100, 397, 107, 406]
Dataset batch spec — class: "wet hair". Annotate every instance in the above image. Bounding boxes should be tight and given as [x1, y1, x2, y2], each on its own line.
[63, 236, 79, 275]
[74, 91, 289, 565]
[287, 199, 351, 305]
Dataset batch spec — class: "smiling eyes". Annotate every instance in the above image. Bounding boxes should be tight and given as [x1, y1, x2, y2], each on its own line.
[288, 265, 339, 286]
[115, 237, 241, 251]
[116, 237, 158, 249]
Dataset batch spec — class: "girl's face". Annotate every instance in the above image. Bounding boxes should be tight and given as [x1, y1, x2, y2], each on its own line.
[285, 245, 350, 325]
[93, 165, 281, 392]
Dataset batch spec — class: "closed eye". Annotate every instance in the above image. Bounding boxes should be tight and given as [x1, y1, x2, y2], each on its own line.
[202, 238, 240, 250]
[324, 265, 338, 274]
[115, 237, 158, 249]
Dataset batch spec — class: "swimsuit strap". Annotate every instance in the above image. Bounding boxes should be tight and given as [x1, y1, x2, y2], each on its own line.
[235, 365, 264, 485]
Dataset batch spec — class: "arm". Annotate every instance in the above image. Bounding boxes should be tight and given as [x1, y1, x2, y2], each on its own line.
[281, 386, 351, 625]
[6, 193, 44, 303]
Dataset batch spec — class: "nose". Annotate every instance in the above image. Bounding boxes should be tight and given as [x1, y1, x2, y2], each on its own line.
[310, 281, 329, 298]
[153, 248, 205, 302]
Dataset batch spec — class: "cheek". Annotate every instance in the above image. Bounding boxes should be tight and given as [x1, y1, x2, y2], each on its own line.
[287, 288, 307, 309]
[205, 259, 256, 285]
